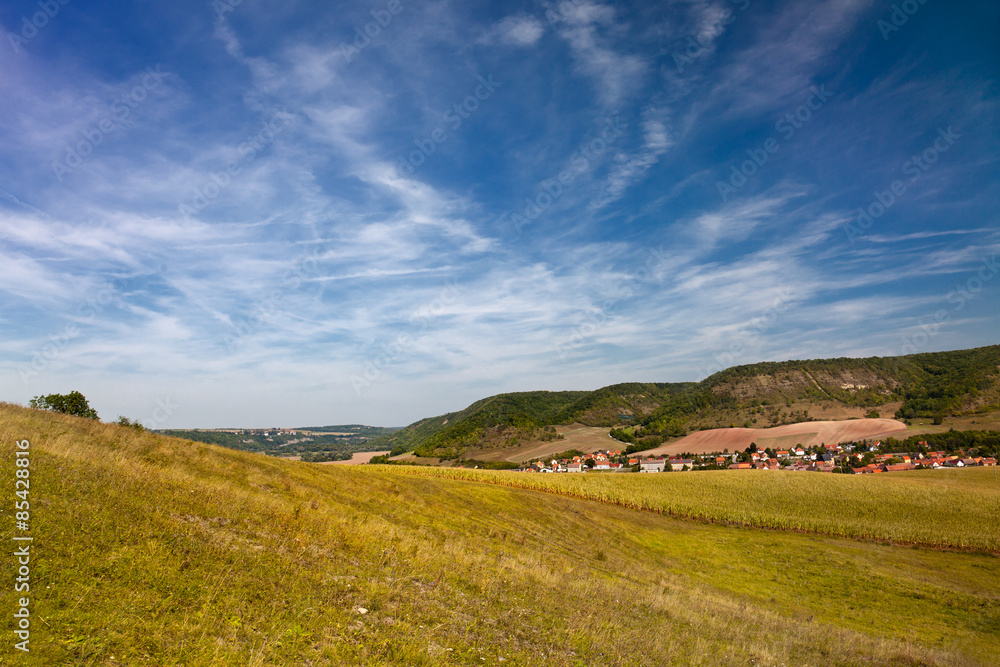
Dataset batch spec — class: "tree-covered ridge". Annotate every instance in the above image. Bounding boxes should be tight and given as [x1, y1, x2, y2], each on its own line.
[377, 345, 1000, 459]
[378, 384, 695, 458]
[376, 391, 588, 458]
[708, 346, 1000, 405]
[638, 345, 1000, 433]
[892, 346, 1000, 419]
[550, 382, 695, 426]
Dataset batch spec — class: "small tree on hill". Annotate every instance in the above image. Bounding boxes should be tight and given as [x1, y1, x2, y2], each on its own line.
[29, 391, 98, 420]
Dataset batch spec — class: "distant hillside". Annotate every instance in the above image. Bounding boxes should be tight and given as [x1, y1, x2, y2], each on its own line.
[376, 345, 1000, 459]
[372, 384, 691, 459]
[550, 382, 696, 425]
[294, 424, 401, 434]
[374, 391, 589, 460]
[645, 345, 1000, 433]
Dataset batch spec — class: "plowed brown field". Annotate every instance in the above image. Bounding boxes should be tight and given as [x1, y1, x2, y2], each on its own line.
[636, 418, 908, 456]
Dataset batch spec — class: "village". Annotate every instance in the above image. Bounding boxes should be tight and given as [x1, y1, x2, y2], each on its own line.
[517, 440, 998, 474]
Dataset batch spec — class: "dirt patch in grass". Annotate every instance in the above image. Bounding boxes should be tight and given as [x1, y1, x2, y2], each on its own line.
[318, 451, 390, 465]
[388, 452, 443, 465]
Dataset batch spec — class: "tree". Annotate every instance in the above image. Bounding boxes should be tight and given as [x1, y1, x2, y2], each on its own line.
[584, 458, 595, 469]
[665, 462, 673, 472]
[29, 391, 98, 420]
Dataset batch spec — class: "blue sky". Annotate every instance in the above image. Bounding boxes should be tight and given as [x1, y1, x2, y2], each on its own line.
[1, 0, 997, 428]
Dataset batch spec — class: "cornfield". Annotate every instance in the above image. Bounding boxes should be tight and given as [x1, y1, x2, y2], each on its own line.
[372, 466, 1000, 553]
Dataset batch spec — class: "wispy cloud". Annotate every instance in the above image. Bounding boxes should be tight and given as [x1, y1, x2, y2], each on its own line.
[0, 0, 996, 426]
[480, 14, 546, 47]
[555, 1, 649, 107]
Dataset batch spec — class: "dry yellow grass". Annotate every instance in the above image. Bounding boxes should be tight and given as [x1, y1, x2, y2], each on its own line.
[1, 403, 996, 665]
[380, 465, 1000, 552]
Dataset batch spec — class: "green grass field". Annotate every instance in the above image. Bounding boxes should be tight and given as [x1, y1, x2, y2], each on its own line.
[382, 465, 1000, 553]
[2, 403, 998, 665]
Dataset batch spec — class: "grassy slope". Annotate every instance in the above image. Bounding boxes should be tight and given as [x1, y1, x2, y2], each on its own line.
[0, 404, 997, 665]
[380, 466, 1000, 553]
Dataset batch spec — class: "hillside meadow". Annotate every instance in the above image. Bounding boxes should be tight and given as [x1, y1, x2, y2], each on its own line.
[1, 402, 998, 665]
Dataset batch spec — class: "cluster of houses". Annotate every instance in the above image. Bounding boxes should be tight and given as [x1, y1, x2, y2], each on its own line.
[847, 451, 997, 474]
[525, 450, 626, 473]
[216, 427, 294, 436]
[519, 441, 996, 474]
[524, 450, 735, 473]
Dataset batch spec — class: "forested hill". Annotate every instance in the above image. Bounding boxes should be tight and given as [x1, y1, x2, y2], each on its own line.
[373, 345, 1000, 459]
[642, 345, 1000, 434]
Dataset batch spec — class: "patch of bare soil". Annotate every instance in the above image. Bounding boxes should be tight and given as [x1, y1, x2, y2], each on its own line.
[636, 419, 908, 456]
